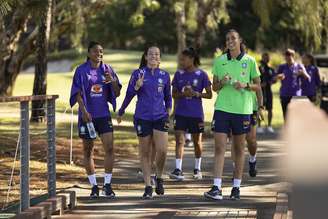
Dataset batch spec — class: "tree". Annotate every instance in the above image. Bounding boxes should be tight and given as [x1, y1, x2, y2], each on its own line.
[31, 0, 53, 122]
[0, 1, 41, 96]
[174, 0, 186, 56]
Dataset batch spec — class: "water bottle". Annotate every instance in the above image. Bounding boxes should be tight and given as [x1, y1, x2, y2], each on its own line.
[86, 122, 97, 139]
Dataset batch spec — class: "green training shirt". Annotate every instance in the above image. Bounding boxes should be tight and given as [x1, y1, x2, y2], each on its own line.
[212, 52, 260, 115]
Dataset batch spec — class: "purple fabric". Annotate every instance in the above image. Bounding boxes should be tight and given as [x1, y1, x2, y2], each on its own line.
[118, 67, 172, 121]
[172, 69, 211, 119]
[69, 60, 121, 119]
[276, 63, 306, 96]
[301, 65, 320, 96]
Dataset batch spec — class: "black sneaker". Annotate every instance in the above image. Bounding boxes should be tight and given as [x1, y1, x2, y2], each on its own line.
[142, 186, 153, 199]
[230, 187, 240, 200]
[249, 161, 257, 177]
[155, 176, 164, 195]
[103, 183, 115, 198]
[90, 185, 99, 198]
[204, 185, 223, 200]
[169, 168, 184, 181]
[193, 169, 203, 180]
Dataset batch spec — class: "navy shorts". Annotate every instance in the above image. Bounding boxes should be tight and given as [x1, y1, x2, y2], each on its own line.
[250, 111, 258, 126]
[174, 115, 204, 133]
[78, 116, 113, 139]
[134, 117, 170, 137]
[211, 110, 250, 135]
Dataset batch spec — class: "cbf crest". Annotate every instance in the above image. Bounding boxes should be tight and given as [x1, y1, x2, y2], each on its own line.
[193, 79, 198, 87]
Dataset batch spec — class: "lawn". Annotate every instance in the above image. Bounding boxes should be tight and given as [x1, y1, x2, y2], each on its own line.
[12, 49, 285, 128]
[0, 49, 284, 210]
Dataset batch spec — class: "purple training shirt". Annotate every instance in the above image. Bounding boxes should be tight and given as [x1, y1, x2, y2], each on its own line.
[172, 69, 211, 119]
[118, 67, 172, 121]
[276, 63, 307, 97]
[69, 60, 122, 119]
[301, 65, 320, 96]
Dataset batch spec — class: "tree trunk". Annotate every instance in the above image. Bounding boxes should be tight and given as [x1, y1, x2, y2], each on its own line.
[31, 0, 53, 122]
[194, 0, 216, 51]
[175, 0, 186, 68]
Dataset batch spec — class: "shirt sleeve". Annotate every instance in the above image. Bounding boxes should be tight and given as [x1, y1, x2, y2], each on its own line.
[171, 72, 178, 89]
[164, 73, 172, 110]
[314, 67, 321, 87]
[69, 67, 82, 107]
[250, 59, 261, 80]
[118, 70, 138, 116]
[276, 65, 283, 74]
[202, 71, 211, 89]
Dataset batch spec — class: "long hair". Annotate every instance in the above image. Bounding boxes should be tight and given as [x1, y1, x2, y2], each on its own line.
[181, 47, 201, 67]
[86, 41, 101, 61]
[139, 45, 160, 69]
[223, 29, 247, 54]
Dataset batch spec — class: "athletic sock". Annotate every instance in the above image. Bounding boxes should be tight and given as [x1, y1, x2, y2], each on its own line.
[175, 159, 182, 171]
[104, 173, 112, 185]
[249, 155, 256, 163]
[195, 158, 202, 170]
[233, 178, 241, 188]
[88, 174, 97, 186]
[185, 133, 191, 141]
[213, 178, 222, 189]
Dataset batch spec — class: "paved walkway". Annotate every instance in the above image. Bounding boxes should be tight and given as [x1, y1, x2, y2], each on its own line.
[54, 133, 287, 219]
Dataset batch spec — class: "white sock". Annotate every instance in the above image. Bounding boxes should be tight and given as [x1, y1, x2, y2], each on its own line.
[104, 173, 112, 185]
[232, 161, 235, 169]
[249, 155, 256, 163]
[195, 158, 201, 170]
[233, 178, 242, 188]
[88, 174, 97, 186]
[176, 159, 182, 170]
[213, 178, 222, 188]
[185, 133, 191, 141]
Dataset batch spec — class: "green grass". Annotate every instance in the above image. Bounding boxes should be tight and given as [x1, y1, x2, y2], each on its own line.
[13, 49, 284, 128]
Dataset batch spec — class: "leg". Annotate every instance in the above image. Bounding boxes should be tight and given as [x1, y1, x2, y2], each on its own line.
[138, 136, 153, 187]
[100, 132, 114, 174]
[232, 134, 246, 180]
[192, 133, 203, 179]
[151, 140, 156, 174]
[213, 133, 228, 179]
[153, 130, 168, 179]
[175, 131, 185, 160]
[268, 109, 273, 127]
[82, 139, 95, 175]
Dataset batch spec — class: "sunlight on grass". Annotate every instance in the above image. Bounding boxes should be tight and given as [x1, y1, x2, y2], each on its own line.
[13, 49, 284, 127]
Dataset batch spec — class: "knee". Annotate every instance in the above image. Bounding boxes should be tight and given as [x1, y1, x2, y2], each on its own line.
[84, 148, 93, 159]
[104, 145, 114, 155]
[214, 144, 225, 155]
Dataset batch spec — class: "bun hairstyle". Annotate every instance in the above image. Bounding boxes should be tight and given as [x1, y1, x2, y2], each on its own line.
[139, 45, 160, 69]
[182, 47, 201, 67]
[224, 29, 247, 54]
[86, 41, 101, 61]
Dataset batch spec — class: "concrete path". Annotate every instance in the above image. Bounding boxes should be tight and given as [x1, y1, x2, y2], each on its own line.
[54, 133, 287, 219]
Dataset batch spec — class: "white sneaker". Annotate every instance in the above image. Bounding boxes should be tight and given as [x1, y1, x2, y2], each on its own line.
[257, 127, 265, 134]
[267, 126, 275, 133]
[193, 169, 203, 180]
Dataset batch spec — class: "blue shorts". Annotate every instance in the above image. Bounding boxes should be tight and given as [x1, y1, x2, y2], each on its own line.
[134, 117, 170, 137]
[78, 116, 113, 139]
[250, 111, 258, 126]
[174, 115, 204, 133]
[211, 110, 250, 135]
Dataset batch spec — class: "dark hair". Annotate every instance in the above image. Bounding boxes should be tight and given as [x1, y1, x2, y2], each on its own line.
[87, 41, 102, 61]
[139, 45, 160, 69]
[181, 47, 201, 67]
[224, 29, 247, 54]
[304, 53, 315, 65]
